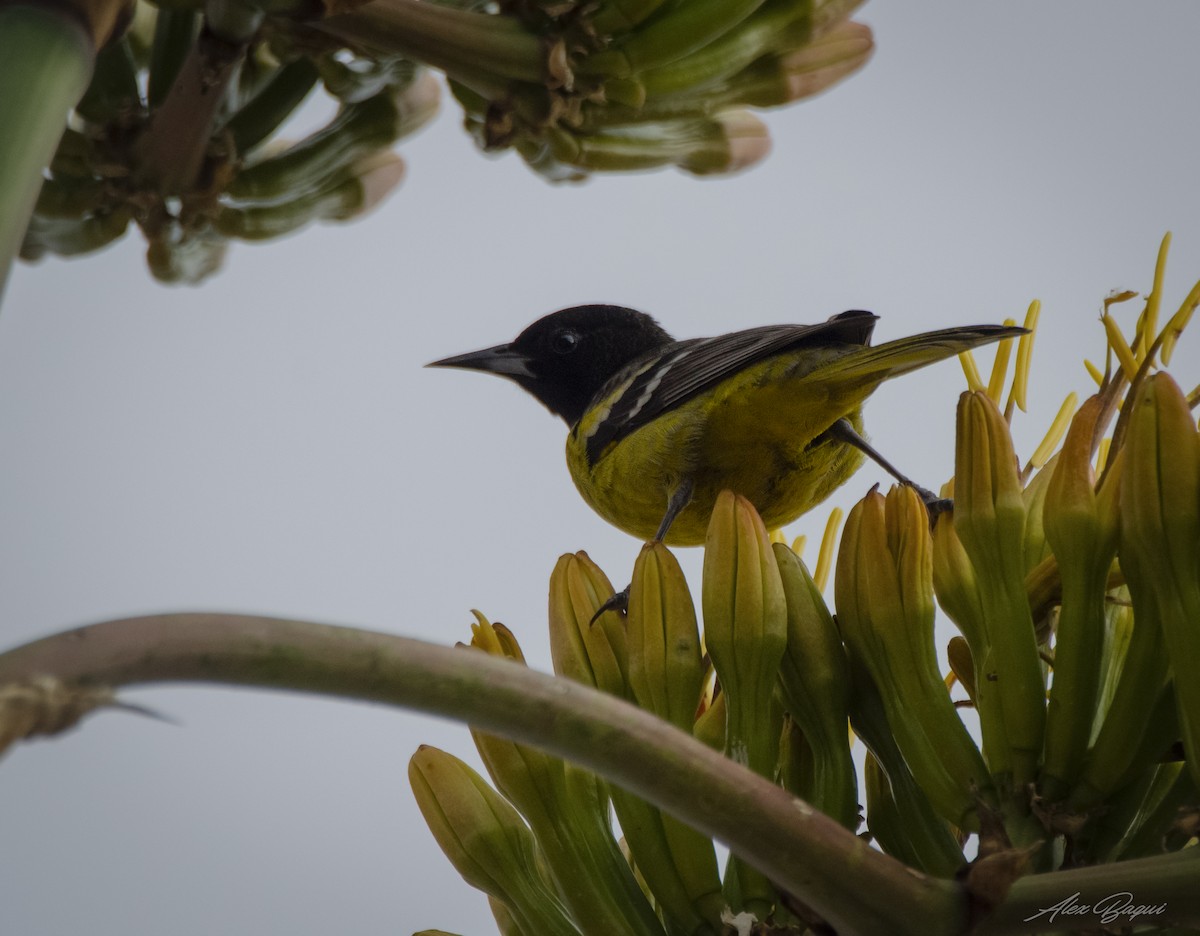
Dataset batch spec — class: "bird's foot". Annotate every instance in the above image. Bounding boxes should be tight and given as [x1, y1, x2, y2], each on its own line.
[590, 585, 630, 624]
[909, 482, 953, 527]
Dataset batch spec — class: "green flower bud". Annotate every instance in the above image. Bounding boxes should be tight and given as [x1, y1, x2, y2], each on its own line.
[581, 0, 772, 79]
[1041, 395, 1123, 799]
[864, 752, 964, 878]
[837, 486, 992, 829]
[610, 542, 724, 934]
[466, 614, 661, 936]
[702, 490, 787, 776]
[932, 511, 988, 659]
[408, 746, 578, 936]
[953, 391, 1046, 789]
[664, 19, 872, 111]
[702, 490, 787, 918]
[627, 541, 703, 728]
[489, 895, 526, 936]
[773, 542, 858, 829]
[1119, 373, 1200, 787]
[548, 551, 628, 697]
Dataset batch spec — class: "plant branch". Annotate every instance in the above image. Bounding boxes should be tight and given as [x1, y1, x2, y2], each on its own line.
[0, 613, 962, 936]
[0, 4, 95, 299]
[971, 849, 1200, 934]
[317, 0, 544, 85]
[132, 3, 262, 196]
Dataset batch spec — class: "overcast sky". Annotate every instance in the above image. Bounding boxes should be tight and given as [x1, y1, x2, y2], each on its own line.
[2, 3, 1199, 935]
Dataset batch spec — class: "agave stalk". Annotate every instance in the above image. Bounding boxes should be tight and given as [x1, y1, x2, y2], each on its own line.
[0, 612, 967, 936]
[0, 0, 123, 297]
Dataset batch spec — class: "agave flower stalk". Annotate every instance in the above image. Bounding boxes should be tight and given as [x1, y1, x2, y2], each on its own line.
[0, 0, 126, 296]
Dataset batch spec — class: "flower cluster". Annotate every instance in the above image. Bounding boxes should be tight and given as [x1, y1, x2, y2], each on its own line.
[22, 0, 871, 280]
[413, 238, 1198, 933]
[23, 4, 436, 282]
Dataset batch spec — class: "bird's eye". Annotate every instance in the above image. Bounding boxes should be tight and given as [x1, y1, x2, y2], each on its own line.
[550, 329, 579, 354]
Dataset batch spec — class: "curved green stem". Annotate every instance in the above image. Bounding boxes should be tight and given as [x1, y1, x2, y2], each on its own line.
[0, 613, 961, 936]
[318, 0, 543, 85]
[0, 4, 94, 300]
[971, 849, 1200, 935]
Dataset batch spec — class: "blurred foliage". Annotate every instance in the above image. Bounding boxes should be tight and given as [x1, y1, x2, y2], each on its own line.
[17, 0, 871, 282]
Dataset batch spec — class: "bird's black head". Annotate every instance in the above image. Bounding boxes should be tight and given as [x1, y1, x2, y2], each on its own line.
[428, 304, 674, 426]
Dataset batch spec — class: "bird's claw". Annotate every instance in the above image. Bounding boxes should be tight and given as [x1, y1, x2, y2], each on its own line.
[591, 585, 630, 624]
[910, 483, 953, 527]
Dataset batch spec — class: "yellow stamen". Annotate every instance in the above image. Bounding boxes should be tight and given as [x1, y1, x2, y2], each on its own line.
[1101, 314, 1140, 382]
[986, 317, 1018, 406]
[1160, 276, 1200, 365]
[959, 349, 985, 394]
[790, 534, 807, 559]
[813, 507, 843, 592]
[1084, 359, 1104, 386]
[1103, 289, 1139, 313]
[1009, 300, 1039, 413]
[1139, 232, 1171, 361]
[1096, 436, 1112, 475]
[1028, 392, 1078, 469]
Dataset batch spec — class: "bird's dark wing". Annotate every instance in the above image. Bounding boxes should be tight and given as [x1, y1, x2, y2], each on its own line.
[582, 310, 878, 464]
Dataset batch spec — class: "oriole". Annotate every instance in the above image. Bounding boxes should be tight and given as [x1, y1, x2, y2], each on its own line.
[430, 305, 1023, 545]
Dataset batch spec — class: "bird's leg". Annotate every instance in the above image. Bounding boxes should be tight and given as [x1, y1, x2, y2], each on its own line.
[827, 418, 952, 519]
[592, 479, 695, 623]
[654, 477, 695, 542]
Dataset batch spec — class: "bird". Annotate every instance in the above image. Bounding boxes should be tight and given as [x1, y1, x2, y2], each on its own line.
[429, 304, 1025, 547]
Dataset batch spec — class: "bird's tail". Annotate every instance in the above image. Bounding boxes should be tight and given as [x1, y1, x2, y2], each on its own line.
[815, 324, 1028, 384]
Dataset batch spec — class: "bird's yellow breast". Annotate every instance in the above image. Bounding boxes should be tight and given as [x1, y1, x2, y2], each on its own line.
[565, 354, 872, 544]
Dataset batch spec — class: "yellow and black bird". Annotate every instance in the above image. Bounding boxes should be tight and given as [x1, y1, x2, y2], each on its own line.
[430, 305, 1024, 546]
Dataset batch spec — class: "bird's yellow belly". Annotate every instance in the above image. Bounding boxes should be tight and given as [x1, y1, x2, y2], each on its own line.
[566, 392, 868, 545]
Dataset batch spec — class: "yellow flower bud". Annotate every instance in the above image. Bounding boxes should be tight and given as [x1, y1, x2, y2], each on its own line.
[464, 609, 661, 935]
[953, 391, 1046, 789]
[627, 541, 704, 731]
[836, 486, 992, 829]
[701, 490, 787, 917]
[548, 551, 628, 697]
[1041, 396, 1123, 798]
[408, 746, 577, 935]
[617, 543, 725, 934]
[701, 490, 787, 776]
[469, 611, 526, 663]
[1120, 373, 1200, 786]
[774, 542, 857, 828]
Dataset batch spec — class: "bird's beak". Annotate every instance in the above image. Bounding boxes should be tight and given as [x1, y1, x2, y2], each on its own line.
[426, 343, 535, 379]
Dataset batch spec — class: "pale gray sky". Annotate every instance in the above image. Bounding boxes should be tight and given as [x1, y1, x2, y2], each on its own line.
[2, 3, 1199, 935]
